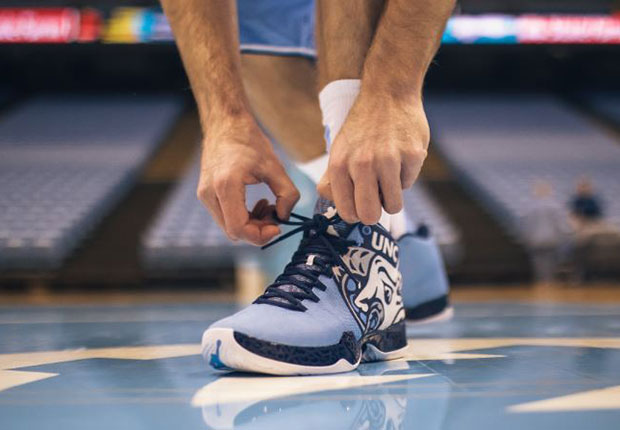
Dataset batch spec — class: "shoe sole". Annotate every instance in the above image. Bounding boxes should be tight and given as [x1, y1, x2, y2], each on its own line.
[201, 324, 408, 376]
[405, 295, 453, 325]
[406, 306, 454, 326]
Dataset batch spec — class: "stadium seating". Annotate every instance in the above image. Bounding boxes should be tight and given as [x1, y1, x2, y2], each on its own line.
[142, 155, 460, 272]
[0, 96, 183, 270]
[585, 92, 620, 124]
[425, 94, 620, 238]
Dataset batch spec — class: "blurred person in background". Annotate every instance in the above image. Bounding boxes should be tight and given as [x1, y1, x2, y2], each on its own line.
[521, 180, 570, 285]
[568, 177, 620, 282]
[570, 176, 604, 228]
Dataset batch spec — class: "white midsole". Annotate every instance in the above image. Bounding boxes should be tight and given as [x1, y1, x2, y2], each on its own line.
[202, 328, 359, 376]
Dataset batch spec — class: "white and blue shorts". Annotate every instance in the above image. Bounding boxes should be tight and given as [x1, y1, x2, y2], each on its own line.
[237, 0, 316, 58]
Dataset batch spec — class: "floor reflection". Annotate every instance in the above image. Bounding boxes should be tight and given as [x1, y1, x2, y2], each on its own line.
[196, 360, 451, 430]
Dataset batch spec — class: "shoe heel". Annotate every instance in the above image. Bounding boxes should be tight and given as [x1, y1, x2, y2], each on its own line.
[361, 321, 408, 363]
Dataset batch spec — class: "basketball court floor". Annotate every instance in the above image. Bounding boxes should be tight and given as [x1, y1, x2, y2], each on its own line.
[2, 293, 619, 429]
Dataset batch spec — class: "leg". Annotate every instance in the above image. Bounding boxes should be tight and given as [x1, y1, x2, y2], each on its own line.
[316, 0, 451, 322]
[240, 54, 324, 163]
[316, 0, 385, 87]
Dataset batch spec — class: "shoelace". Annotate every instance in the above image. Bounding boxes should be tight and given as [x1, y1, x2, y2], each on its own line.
[254, 212, 360, 311]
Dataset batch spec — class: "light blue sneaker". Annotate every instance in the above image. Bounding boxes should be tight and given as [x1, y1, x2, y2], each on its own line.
[397, 224, 452, 324]
[201, 206, 408, 375]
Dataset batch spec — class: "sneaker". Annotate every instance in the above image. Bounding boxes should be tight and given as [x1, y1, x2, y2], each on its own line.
[397, 224, 453, 324]
[201, 206, 408, 375]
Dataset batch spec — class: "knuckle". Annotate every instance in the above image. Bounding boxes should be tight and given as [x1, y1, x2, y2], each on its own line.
[377, 152, 398, 169]
[350, 156, 374, 179]
[212, 174, 228, 192]
[196, 183, 215, 202]
[356, 154, 374, 169]
[411, 146, 428, 161]
[329, 157, 347, 172]
[196, 186, 207, 201]
[289, 187, 301, 203]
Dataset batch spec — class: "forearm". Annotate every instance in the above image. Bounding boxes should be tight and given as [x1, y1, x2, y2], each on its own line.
[160, 0, 250, 130]
[360, 0, 455, 101]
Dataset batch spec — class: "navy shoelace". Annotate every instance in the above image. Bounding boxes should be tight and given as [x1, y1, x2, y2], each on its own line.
[254, 213, 359, 312]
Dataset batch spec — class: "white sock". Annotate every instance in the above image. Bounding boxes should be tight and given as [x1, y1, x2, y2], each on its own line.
[318, 79, 361, 151]
[390, 208, 414, 240]
[298, 79, 414, 234]
[294, 79, 360, 184]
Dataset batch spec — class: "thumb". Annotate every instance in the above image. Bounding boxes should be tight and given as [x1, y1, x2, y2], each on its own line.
[263, 165, 300, 220]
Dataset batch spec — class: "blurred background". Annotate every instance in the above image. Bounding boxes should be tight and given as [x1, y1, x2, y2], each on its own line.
[1, 0, 619, 302]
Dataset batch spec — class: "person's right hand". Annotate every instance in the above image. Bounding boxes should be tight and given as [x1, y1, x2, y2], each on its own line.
[197, 114, 300, 246]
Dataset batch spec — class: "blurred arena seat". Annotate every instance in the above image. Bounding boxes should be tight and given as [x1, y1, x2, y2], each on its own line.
[425, 94, 620, 238]
[142, 155, 461, 274]
[585, 92, 620, 125]
[0, 96, 183, 270]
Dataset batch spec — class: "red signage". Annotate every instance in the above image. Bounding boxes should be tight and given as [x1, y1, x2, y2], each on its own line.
[78, 9, 102, 42]
[518, 15, 620, 44]
[0, 8, 80, 43]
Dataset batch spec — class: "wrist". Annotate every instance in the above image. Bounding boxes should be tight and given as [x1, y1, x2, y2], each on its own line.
[203, 101, 252, 126]
[360, 62, 424, 104]
[203, 106, 254, 136]
[203, 111, 266, 151]
[356, 85, 423, 111]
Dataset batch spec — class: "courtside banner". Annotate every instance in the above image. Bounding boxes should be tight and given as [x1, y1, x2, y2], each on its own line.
[0, 8, 80, 43]
[517, 15, 620, 44]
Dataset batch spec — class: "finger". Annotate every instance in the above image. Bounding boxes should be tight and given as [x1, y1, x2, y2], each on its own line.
[241, 220, 262, 245]
[246, 200, 281, 245]
[263, 166, 300, 221]
[330, 166, 357, 223]
[317, 174, 334, 202]
[215, 178, 249, 241]
[400, 158, 423, 189]
[401, 148, 426, 189]
[353, 173, 381, 225]
[258, 224, 281, 244]
[379, 164, 403, 214]
[243, 221, 280, 246]
[242, 219, 281, 246]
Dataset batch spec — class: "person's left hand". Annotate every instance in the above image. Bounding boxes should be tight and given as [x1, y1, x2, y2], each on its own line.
[318, 94, 429, 225]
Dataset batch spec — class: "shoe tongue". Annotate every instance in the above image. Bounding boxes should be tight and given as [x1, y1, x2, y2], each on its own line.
[313, 197, 356, 238]
[261, 199, 355, 307]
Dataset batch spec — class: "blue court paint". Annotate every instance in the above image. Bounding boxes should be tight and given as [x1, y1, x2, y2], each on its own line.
[1, 302, 619, 429]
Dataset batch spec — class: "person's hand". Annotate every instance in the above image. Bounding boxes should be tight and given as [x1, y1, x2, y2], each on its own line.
[318, 95, 429, 225]
[197, 115, 300, 245]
